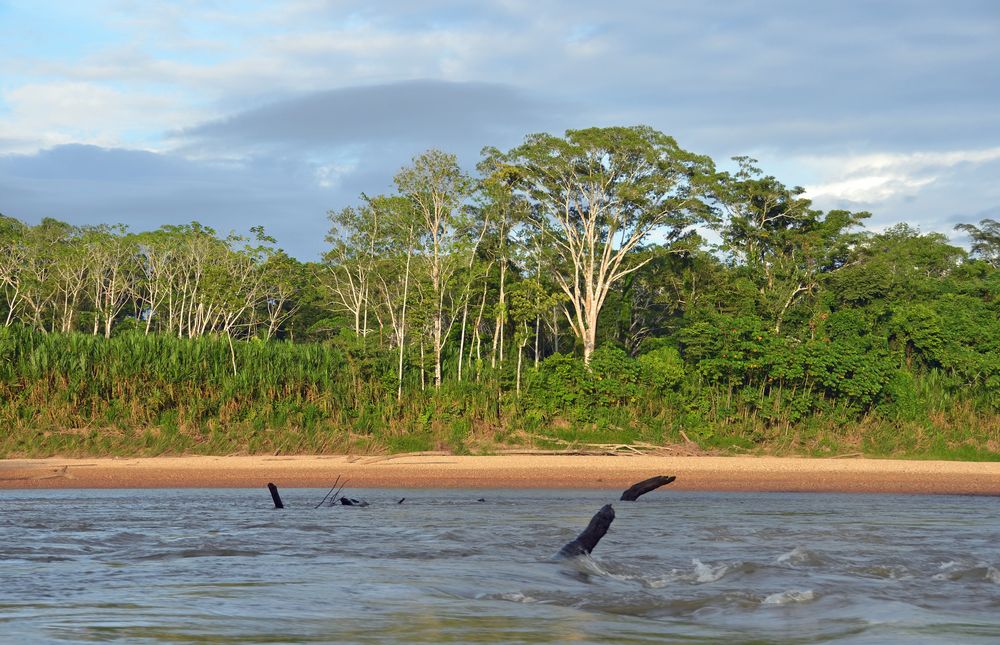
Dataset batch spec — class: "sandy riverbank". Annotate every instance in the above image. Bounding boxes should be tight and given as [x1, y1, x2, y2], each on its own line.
[2, 455, 999, 494]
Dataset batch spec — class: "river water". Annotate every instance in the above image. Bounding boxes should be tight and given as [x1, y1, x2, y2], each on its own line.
[1, 488, 998, 643]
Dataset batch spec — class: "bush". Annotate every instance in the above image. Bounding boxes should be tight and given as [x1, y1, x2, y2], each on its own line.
[638, 345, 685, 392]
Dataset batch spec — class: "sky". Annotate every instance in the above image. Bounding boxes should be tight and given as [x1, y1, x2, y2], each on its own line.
[1, 0, 998, 259]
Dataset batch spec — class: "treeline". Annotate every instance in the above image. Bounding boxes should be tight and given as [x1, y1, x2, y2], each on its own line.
[2, 126, 999, 458]
[0, 219, 299, 340]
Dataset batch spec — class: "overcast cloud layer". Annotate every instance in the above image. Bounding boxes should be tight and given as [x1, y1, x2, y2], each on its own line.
[1, 0, 998, 258]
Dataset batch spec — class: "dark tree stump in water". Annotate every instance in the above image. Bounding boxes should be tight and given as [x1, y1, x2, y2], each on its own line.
[620, 475, 676, 501]
[557, 504, 615, 558]
[267, 483, 284, 509]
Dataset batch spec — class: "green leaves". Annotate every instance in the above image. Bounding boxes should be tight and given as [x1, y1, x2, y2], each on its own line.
[677, 311, 895, 417]
[955, 218, 1000, 268]
[2, 125, 999, 457]
[710, 157, 869, 334]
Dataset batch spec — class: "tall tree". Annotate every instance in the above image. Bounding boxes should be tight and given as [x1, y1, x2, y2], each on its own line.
[712, 157, 869, 335]
[51, 230, 89, 333]
[260, 250, 304, 340]
[365, 196, 421, 400]
[86, 224, 138, 338]
[19, 218, 75, 332]
[324, 201, 383, 339]
[476, 147, 530, 370]
[133, 228, 181, 334]
[0, 215, 29, 326]
[394, 149, 473, 387]
[955, 218, 1000, 268]
[509, 126, 712, 364]
[827, 224, 966, 310]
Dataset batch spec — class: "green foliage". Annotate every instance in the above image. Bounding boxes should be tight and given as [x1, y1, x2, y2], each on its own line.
[637, 344, 685, 392]
[1, 130, 999, 460]
[878, 370, 925, 421]
[524, 353, 593, 414]
[955, 218, 1000, 268]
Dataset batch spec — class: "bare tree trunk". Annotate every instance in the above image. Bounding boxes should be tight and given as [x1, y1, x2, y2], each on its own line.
[92, 289, 100, 335]
[362, 283, 369, 344]
[433, 296, 443, 388]
[471, 280, 488, 380]
[227, 330, 237, 375]
[582, 307, 599, 365]
[534, 313, 541, 368]
[457, 299, 469, 382]
[552, 306, 559, 353]
[775, 284, 808, 335]
[583, 336, 595, 365]
[419, 338, 426, 391]
[516, 323, 529, 396]
[490, 262, 506, 368]
[397, 229, 413, 402]
[533, 249, 541, 368]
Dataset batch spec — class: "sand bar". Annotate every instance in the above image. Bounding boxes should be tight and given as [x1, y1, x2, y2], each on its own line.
[1, 455, 999, 494]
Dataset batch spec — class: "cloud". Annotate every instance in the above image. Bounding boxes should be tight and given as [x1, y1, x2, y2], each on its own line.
[177, 80, 557, 152]
[0, 145, 340, 259]
[0, 81, 194, 152]
[0, 76, 567, 262]
[787, 147, 1000, 237]
[171, 79, 563, 212]
[5, 1, 999, 159]
[2, 1, 999, 256]
[802, 147, 1000, 203]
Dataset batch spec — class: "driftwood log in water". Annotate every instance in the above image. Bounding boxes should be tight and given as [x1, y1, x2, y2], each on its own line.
[620, 475, 676, 501]
[557, 504, 615, 558]
[267, 483, 284, 509]
[339, 497, 369, 507]
[314, 475, 344, 509]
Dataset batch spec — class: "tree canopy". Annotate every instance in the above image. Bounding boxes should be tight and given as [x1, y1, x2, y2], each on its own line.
[1, 126, 997, 459]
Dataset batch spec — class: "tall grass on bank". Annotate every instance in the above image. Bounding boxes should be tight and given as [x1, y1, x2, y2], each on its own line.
[1, 326, 997, 459]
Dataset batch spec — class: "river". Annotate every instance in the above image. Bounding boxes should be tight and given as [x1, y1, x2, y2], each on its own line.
[2, 488, 998, 643]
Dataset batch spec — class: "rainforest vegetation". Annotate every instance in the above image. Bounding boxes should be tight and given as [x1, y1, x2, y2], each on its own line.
[2, 126, 999, 459]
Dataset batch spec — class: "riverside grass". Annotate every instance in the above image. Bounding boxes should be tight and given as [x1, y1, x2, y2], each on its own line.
[1, 326, 997, 460]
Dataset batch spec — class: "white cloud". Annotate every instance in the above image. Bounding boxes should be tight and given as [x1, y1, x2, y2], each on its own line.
[0, 82, 197, 153]
[314, 160, 358, 189]
[807, 174, 935, 203]
[2, 1, 998, 257]
[801, 147, 1000, 203]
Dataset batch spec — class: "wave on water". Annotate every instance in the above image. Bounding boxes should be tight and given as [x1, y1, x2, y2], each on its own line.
[642, 559, 752, 588]
[692, 559, 731, 583]
[4, 489, 998, 644]
[775, 546, 828, 567]
[932, 561, 1000, 584]
[557, 554, 740, 588]
[849, 564, 913, 580]
[133, 548, 264, 561]
[554, 552, 631, 581]
[495, 592, 539, 603]
[761, 589, 816, 605]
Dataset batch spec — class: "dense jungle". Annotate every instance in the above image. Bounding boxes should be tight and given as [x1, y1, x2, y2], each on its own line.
[2, 126, 998, 459]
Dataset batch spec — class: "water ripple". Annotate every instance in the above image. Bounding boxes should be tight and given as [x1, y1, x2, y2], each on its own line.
[1, 488, 998, 642]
